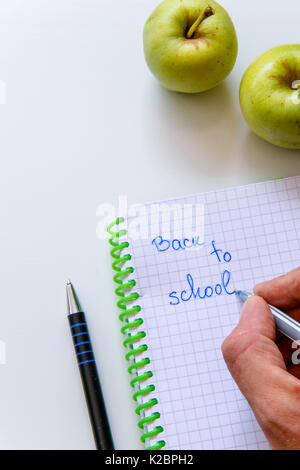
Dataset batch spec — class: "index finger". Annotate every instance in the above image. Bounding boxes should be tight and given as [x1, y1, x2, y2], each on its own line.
[254, 267, 300, 310]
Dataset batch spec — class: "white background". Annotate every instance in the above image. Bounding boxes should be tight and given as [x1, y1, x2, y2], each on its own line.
[0, 0, 300, 450]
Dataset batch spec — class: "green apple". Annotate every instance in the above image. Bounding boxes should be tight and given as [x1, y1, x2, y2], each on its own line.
[143, 0, 238, 94]
[240, 45, 300, 149]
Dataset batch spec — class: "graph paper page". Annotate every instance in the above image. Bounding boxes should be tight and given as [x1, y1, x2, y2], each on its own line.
[127, 176, 300, 450]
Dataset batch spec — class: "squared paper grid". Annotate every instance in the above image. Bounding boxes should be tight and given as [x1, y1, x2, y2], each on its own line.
[127, 176, 300, 450]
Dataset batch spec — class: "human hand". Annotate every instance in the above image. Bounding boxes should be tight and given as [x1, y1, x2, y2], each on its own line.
[222, 267, 300, 450]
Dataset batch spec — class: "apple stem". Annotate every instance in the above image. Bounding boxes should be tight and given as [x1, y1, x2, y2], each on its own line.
[186, 6, 215, 39]
[291, 80, 300, 91]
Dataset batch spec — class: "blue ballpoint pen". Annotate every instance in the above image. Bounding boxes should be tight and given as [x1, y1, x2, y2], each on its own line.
[235, 290, 300, 343]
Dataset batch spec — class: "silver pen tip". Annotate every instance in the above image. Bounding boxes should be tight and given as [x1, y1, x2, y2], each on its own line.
[66, 279, 82, 314]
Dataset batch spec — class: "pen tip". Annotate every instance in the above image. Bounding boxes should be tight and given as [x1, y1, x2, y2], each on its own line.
[66, 279, 81, 314]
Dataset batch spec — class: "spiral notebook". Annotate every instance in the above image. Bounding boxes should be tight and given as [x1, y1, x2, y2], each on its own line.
[108, 175, 300, 450]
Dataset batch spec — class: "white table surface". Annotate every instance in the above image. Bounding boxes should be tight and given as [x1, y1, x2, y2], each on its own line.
[0, 0, 300, 450]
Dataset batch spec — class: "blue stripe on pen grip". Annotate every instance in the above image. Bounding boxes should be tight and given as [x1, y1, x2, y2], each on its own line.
[76, 348, 94, 365]
[76, 349, 93, 356]
[70, 322, 87, 329]
[74, 340, 91, 347]
[78, 359, 95, 366]
[72, 331, 89, 338]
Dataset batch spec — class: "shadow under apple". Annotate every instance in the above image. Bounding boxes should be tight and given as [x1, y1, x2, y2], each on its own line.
[240, 130, 300, 180]
[145, 80, 238, 176]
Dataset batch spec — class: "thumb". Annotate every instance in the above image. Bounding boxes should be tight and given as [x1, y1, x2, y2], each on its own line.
[222, 296, 286, 407]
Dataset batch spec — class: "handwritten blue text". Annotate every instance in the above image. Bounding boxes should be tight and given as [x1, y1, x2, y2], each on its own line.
[152, 235, 204, 253]
[169, 270, 234, 306]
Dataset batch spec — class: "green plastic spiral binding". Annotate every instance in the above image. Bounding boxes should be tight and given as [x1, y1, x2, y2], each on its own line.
[107, 218, 165, 450]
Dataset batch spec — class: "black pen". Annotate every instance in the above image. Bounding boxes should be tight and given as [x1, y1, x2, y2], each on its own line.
[66, 280, 114, 450]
